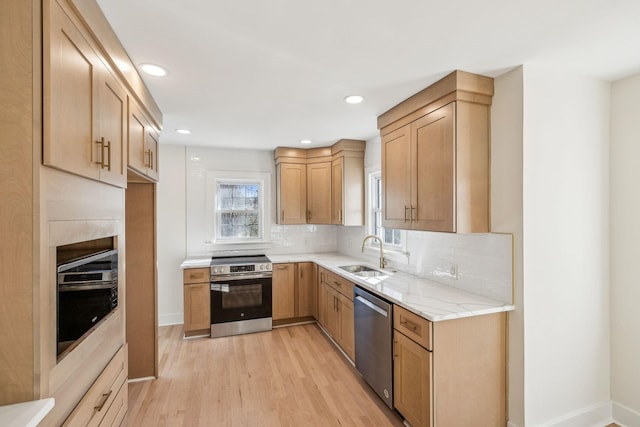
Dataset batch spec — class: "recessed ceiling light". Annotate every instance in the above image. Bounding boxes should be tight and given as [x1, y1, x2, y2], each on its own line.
[176, 128, 192, 135]
[140, 63, 168, 77]
[344, 95, 364, 104]
[300, 139, 312, 145]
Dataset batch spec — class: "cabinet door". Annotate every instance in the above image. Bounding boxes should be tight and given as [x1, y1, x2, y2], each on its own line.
[382, 124, 412, 229]
[145, 127, 160, 181]
[183, 283, 210, 333]
[394, 331, 433, 427]
[96, 68, 127, 187]
[127, 99, 148, 175]
[277, 163, 307, 224]
[324, 285, 340, 339]
[411, 103, 455, 232]
[44, 1, 100, 181]
[331, 157, 344, 224]
[273, 263, 295, 320]
[338, 294, 355, 360]
[297, 262, 316, 317]
[307, 162, 332, 224]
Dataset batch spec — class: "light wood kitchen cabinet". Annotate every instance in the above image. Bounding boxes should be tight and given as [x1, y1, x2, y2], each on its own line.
[63, 345, 128, 427]
[44, 0, 127, 188]
[273, 262, 317, 322]
[276, 163, 307, 224]
[306, 162, 332, 224]
[183, 268, 211, 336]
[128, 98, 160, 182]
[378, 70, 493, 233]
[273, 263, 296, 320]
[394, 330, 433, 427]
[3, 0, 161, 421]
[331, 140, 365, 225]
[275, 140, 364, 226]
[297, 262, 316, 318]
[317, 267, 355, 360]
[393, 305, 506, 427]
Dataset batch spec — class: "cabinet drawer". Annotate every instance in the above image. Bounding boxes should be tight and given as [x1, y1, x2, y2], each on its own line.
[183, 268, 209, 284]
[326, 271, 354, 301]
[394, 305, 432, 350]
[64, 345, 127, 427]
[98, 378, 127, 427]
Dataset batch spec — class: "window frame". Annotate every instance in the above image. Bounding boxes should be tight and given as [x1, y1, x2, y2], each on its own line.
[206, 171, 271, 245]
[365, 168, 408, 259]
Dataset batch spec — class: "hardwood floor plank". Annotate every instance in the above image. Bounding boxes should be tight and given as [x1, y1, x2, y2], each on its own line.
[128, 323, 403, 426]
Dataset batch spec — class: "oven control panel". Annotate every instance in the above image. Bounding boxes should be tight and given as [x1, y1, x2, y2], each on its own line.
[211, 263, 272, 275]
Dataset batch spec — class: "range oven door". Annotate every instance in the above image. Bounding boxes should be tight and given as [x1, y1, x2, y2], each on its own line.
[210, 275, 272, 324]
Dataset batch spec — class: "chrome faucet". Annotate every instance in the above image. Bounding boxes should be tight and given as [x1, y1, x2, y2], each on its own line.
[361, 235, 388, 269]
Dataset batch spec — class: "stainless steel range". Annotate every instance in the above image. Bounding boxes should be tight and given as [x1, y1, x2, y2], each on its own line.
[210, 254, 272, 338]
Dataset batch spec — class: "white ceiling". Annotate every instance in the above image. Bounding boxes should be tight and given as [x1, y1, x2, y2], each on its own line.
[97, 0, 640, 150]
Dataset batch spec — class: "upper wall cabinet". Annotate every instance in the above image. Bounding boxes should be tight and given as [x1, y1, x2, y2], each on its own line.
[128, 98, 160, 182]
[43, 0, 162, 187]
[378, 70, 493, 233]
[44, 0, 127, 187]
[274, 140, 365, 226]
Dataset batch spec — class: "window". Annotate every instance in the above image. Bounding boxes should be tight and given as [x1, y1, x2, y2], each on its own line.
[206, 171, 271, 244]
[370, 172, 403, 248]
[217, 182, 261, 240]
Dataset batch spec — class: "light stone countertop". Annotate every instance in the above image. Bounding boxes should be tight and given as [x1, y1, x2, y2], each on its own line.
[180, 252, 514, 322]
[0, 398, 54, 427]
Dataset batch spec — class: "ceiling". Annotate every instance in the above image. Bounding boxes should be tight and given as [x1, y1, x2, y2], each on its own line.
[96, 0, 640, 150]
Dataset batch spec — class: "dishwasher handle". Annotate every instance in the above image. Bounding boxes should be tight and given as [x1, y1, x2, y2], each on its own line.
[355, 295, 389, 317]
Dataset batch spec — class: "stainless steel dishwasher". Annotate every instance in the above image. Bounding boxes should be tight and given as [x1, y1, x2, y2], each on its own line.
[354, 286, 393, 409]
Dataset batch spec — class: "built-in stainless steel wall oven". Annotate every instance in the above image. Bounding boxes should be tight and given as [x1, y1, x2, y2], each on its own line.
[57, 248, 118, 357]
[210, 255, 272, 338]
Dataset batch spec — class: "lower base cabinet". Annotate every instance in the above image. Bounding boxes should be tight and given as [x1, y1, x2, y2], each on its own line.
[183, 268, 211, 336]
[63, 345, 128, 427]
[393, 306, 506, 427]
[318, 267, 355, 360]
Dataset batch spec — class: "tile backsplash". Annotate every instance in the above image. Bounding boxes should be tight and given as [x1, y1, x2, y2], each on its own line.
[268, 224, 338, 254]
[337, 226, 513, 304]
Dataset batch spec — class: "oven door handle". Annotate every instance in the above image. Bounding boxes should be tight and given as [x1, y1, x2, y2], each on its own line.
[210, 283, 230, 293]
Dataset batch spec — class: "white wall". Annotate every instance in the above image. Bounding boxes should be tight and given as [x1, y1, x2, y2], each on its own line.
[610, 73, 640, 425]
[522, 64, 611, 426]
[491, 67, 525, 427]
[156, 145, 187, 325]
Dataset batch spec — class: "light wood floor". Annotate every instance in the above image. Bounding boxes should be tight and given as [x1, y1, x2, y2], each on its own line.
[127, 323, 404, 426]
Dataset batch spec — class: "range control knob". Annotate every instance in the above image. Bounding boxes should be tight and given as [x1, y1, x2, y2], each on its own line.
[259, 264, 265, 271]
[266, 264, 272, 271]
[212, 267, 218, 274]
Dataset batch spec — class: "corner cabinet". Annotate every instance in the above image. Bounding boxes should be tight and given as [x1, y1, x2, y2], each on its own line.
[44, 0, 127, 188]
[393, 305, 506, 427]
[272, 262, 317, 323]
[379, 70, 493, 233]
[275, 140, 365, 226]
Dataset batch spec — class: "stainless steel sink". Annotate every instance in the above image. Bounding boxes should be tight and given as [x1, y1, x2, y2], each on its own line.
[339, 264, 378, 273]
[339, 265, 388, 278]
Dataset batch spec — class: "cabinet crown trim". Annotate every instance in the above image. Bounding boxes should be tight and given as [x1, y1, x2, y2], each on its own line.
[377, 70, 494, 130]
[274, 139, 365, 164]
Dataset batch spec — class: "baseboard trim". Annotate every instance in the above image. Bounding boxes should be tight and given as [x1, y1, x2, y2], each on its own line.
[128, 376, 156, 383]
[613, 401, 640, 427]
[536, 400, 612, 427]
[159, 313, 183, 326]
